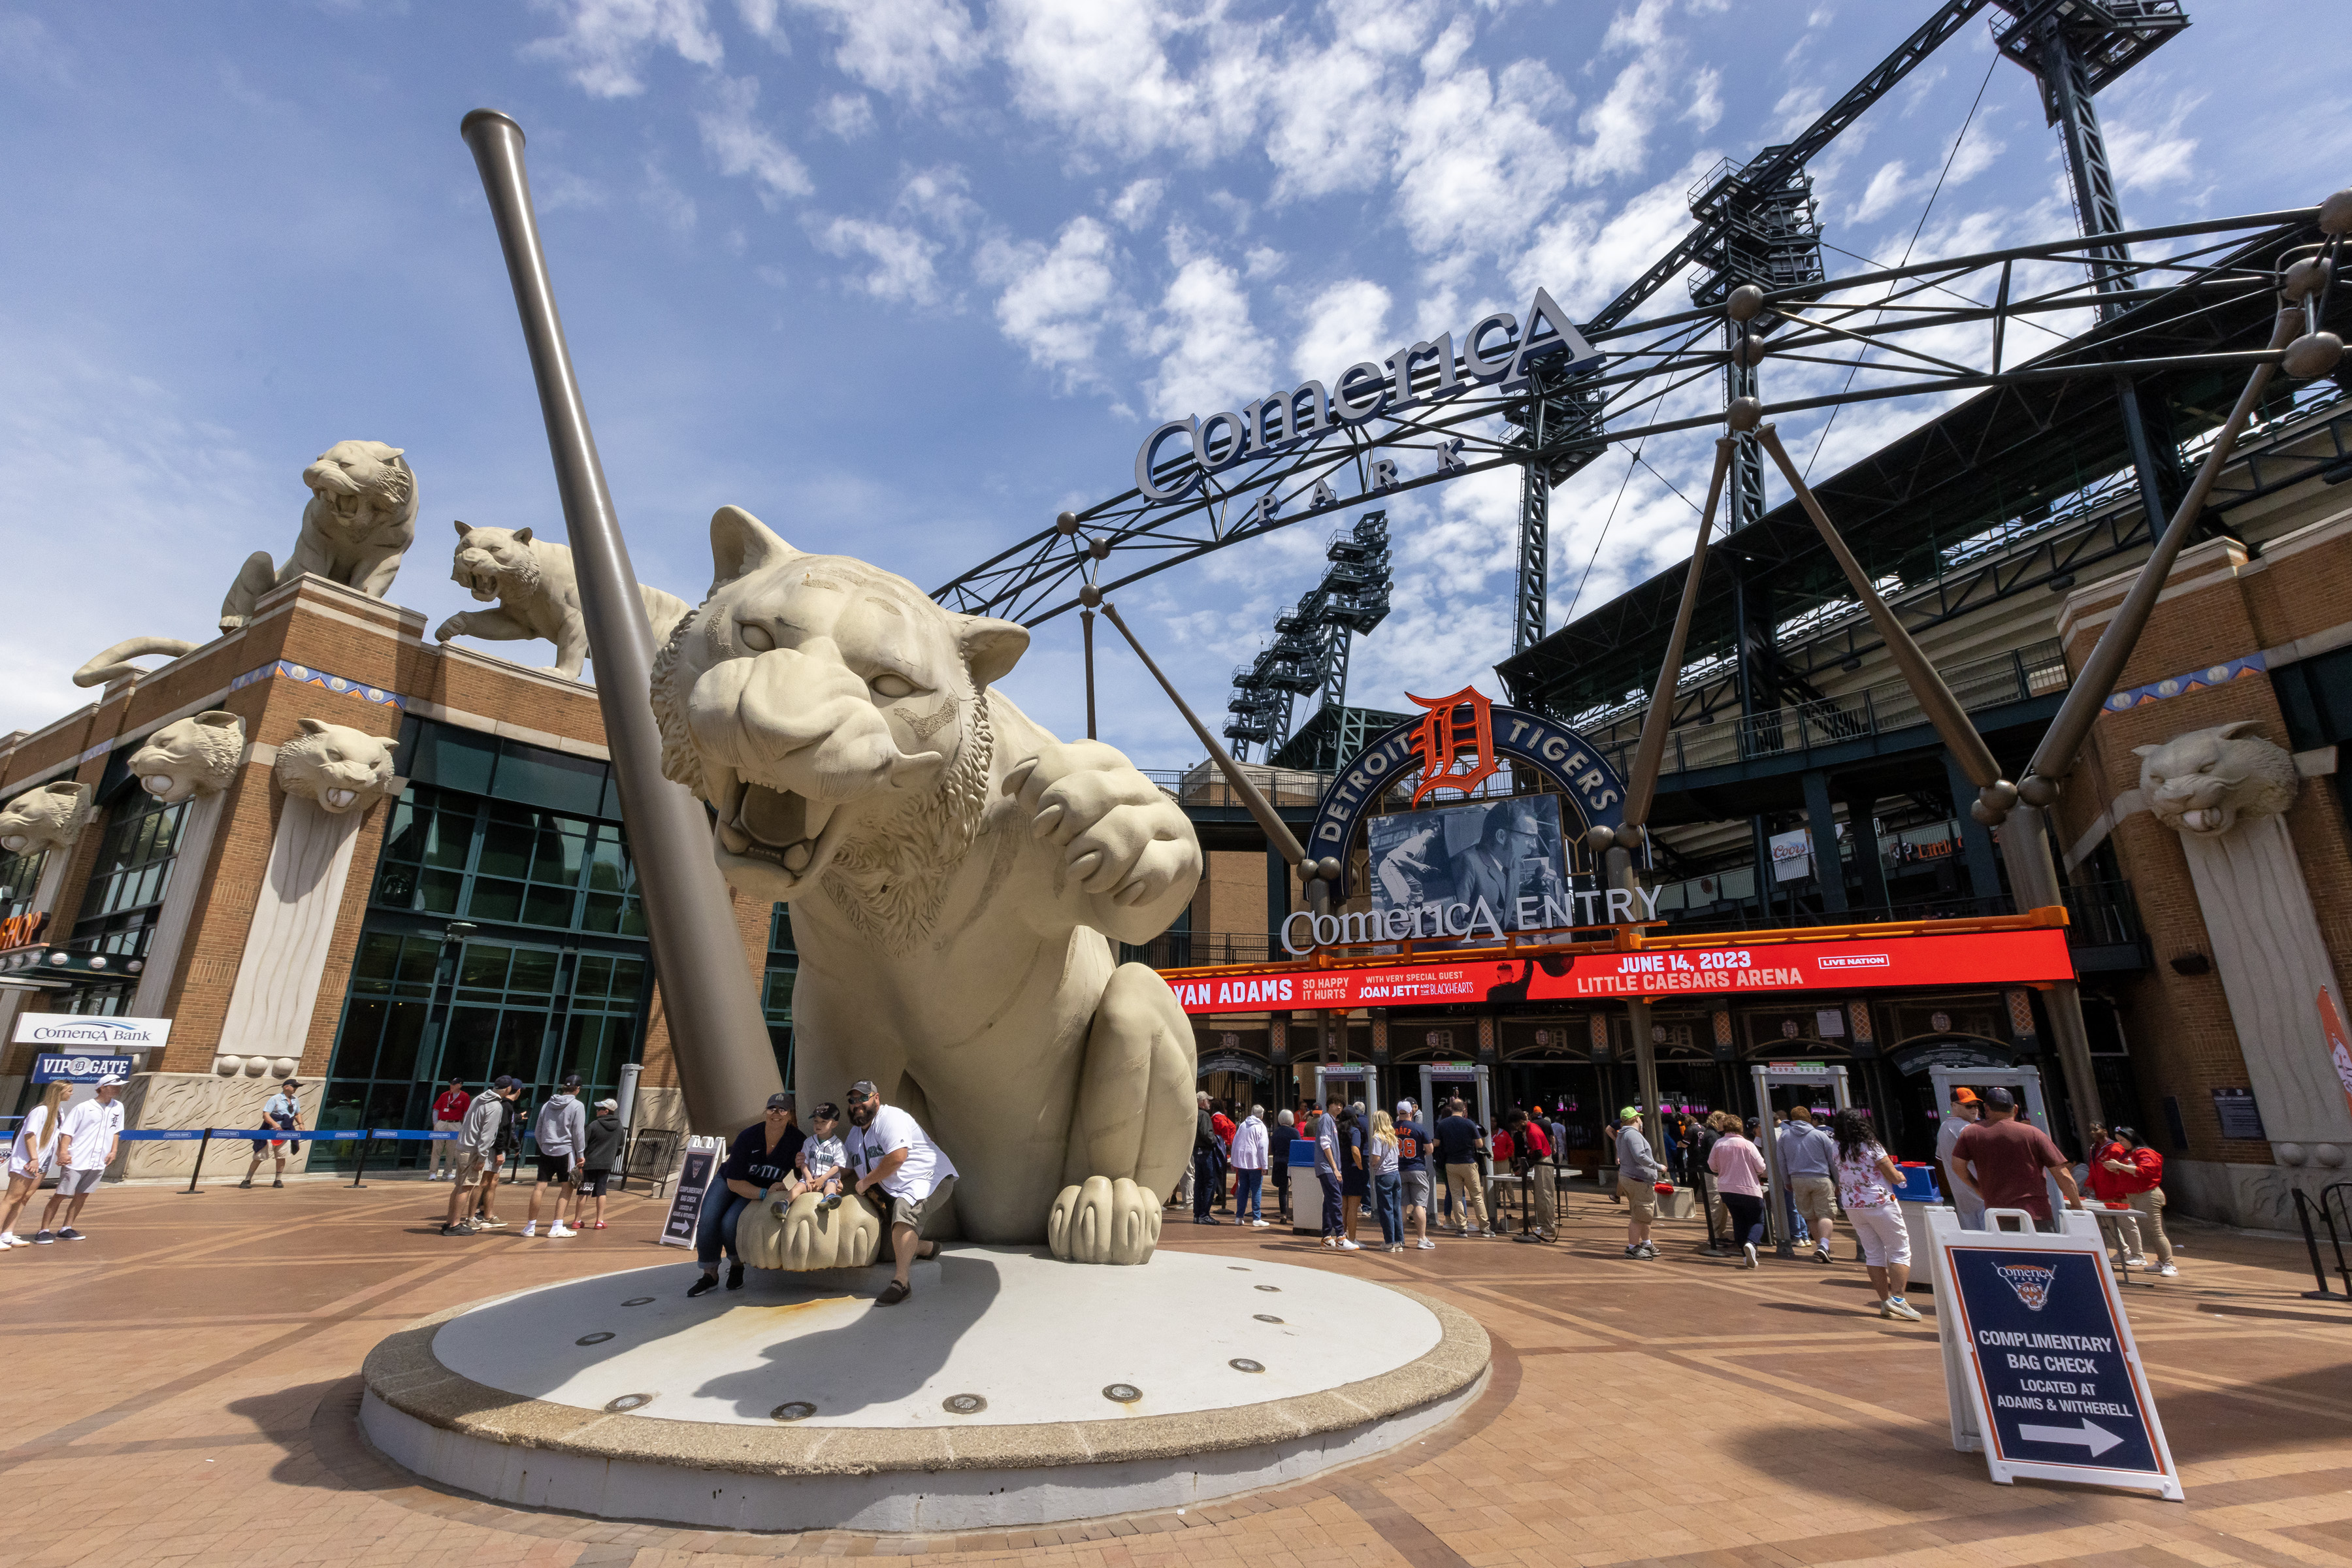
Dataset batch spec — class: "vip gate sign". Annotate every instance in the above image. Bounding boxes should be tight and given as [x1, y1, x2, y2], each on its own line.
[1164, 926, 2074, 1015]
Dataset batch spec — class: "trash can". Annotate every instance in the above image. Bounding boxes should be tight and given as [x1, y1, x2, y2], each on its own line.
[1894, 1161, 1944, 1280]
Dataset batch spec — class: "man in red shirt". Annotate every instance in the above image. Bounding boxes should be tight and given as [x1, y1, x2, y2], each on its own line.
[2090, 1126, 2176, 1275]
[1948, 1087, 2084, 1230]
[1209, 1101, 1237, 1211]
[429, 1077, 472, 1182]
[1518, 1113, 1557, 1239]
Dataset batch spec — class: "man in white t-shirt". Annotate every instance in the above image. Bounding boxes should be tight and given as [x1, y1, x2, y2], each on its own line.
[843, 1079, 958, 1305]
[34, 1074, 127, 1243]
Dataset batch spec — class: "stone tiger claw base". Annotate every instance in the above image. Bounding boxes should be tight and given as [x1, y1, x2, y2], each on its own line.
[1047, 1176, 1161, 1264]
[736, 1191, 884, 1271]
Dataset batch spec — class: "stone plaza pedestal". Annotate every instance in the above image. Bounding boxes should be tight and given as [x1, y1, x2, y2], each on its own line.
[361, 1245, 1486, 1533]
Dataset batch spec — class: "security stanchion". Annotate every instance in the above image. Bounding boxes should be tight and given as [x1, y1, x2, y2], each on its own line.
[350, 1132, 374, 1189]
[185, 1128, 212, 1195]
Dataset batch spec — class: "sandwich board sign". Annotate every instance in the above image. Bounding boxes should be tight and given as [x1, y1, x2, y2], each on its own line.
[1929, 1206, 2182, 1500]
[658, 1136, 726, 1249]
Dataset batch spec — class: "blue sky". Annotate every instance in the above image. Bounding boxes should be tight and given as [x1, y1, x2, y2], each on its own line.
[1, 1, 2340, 762]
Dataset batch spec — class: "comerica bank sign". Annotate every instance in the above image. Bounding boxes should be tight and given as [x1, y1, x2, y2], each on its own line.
[1133, 287, 1600, 503]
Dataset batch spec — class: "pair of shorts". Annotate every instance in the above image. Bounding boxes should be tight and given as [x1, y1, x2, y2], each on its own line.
[883, 1173, 956, 1235]
[1848, 1203, 1910, 1267]
[535, 1154, 574, 1185]
[576, 1169, 610, 1198]
[1617, 1178, 1658, 1222]
[456, 1152, 493, 1186]
[1402, 1169, 1431, 1210]
[1791, 1175, 1837, 1224]
[57, 1166, 104, 1196]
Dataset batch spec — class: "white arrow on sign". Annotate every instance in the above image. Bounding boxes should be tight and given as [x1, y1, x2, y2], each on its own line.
[2017, 1419, 2123, 1457]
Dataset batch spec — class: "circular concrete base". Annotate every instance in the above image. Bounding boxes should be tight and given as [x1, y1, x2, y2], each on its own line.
[361, 1245, 1487, 1533]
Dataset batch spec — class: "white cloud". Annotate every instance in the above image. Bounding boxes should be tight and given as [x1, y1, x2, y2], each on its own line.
[1571, 0, 1674, 185]
[981, 216, 1127, 388]
[1852, 159, 1911, 223]
[1393, 57, 1571, 258]
[695, 75, 813, 203]
[1511, 151, 1718, 318]
[1682, 65, 1722, 134]
[815, 91, 875, 139]
[1109, 178, 1164, 229]
[2106, 112, 2200, 192]
[1145, 255, 1275, 417]
[1243, 245, 1286, 280]
[815, 216, 941, 302]
[785, 0, 983, 103]
[524, 0, 723, 98]
[1292, 279, 1390, 381]
[896, 164, 983, 240]
[1261, 8, 1434, 203]
[996, 0, 1267, 163]
[640, 157, 699, 233]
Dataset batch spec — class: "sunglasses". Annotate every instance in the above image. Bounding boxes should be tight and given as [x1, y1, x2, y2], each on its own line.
[845, 1093, 871, 1104]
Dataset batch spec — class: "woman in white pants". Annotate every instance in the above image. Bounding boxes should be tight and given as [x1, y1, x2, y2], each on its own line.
[2, 1082, 70, 1247]
[1830, 1107, 1920, 1322]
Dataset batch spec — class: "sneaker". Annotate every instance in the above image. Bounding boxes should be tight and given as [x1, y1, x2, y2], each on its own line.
[272, 1179, 284, 1189]
[1623, 1245, 1642, 1259]
[238, 1179, 252, 1189]
[1637, 1241, 1659, 1258]
[1416, 1238, 1437, 1250]
[2158, 1262, 2179, 1277]
[593, 1221, 606, 1230]
[0, 1234, 14, 1248]
[1812, 1247, 1831, 1264]
[1882, 1296, 1923, 1322]
[1249, 1219, 1269, 1228]
[522, 1222, 538, 1237]
[2121, 1256, 2151, 1269]
[31, 1231, 56, 1244]
[1337, 1238, 1361, 1250]
[440, 1222, 474, 1236]
[1741, 1243, 1758, 1269]
[549, 1224, 576, 1237]
[687, 1273, 719, 1298]
[726, 1262, 745, 1290]
[1201, 1216, 1223, 1225]
[57, 1228, 86, 1241]
[477, 1217, 506, 1230]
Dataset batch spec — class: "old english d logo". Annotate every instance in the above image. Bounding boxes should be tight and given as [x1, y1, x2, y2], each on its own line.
[1995, 1262, 2057, 1313]
[2319, 987, 2352, 1123]
[1406, 686, 1501, 806]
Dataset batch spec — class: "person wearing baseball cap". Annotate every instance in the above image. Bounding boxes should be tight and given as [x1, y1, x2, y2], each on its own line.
[1394, 1100, 1435, 1249]
[240, 1077, 305, 1190]
[33, 1073, 127, 1243]
[443, 1076, 520, 1237]
[1935, 1085, 1986, 1230]
[842, 1081, 956, 1304]
[525, 1073, 588, 1238]
[1948, 1085, 2085, 1230]
[689, 1092, 806, 1298]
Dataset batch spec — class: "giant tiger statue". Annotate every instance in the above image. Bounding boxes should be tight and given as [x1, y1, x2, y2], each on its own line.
[221, 441, 418, 631]
[651, 508, 1203, 1265]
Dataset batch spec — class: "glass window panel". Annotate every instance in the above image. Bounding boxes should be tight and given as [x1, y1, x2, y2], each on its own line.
[612, 956, 647, 998]
[523, 884, 575, 928]
[440, 1007, 500, 1084]
[352, 934, 402, 985]
[457, 945, 512, 991]
[374, 1000, 428, 1081]
[580, 893, 619, 934]
[507, 948, 559, 995]
[619, 900, 645, 939]
[576, 954, 612, 1000]
[419, 870, 464, 914]
[410, 723, 497, 796]
[495, 1009, 550, 1083]
[762, 968, 794, 1025]
[493, 741, 608, 818]
[466, 878, 523, 923]
[395, 938, 441, 988]
[332, 998, 389, 1081]
[374, 860, 421, 909]
[380, 800, 421, 862]
[423, 809, 474, 870]
[586, 836, 625, 892]
[478, 820, 531, 879]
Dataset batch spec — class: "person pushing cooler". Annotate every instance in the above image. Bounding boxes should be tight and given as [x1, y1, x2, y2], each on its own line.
[843, 1081, 956, 1305]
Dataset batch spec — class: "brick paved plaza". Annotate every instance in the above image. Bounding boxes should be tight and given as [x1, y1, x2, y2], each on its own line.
[7, 1176, 2352, 1568]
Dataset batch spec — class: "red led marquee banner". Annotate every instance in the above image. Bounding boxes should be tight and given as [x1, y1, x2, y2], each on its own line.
[1165, 927, 2075, 1015]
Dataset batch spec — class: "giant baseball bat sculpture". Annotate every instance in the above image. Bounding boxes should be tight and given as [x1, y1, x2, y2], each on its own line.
[462, 109, 783, 1135]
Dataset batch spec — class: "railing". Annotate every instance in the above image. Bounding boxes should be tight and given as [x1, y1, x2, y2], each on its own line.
[1122, 930, 1283, 969]
[1137, 766, 1332, 808]
[2062, 877, 2145, 951]
[1665, 894, 2017, 936]
[1607, 638, 2070, 778]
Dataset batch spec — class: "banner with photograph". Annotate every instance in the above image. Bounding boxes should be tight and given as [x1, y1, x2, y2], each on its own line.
[1365, 796, 1569, 943]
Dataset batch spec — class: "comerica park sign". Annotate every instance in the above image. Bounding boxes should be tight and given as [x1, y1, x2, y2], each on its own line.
[1134, 287, 1601, 504]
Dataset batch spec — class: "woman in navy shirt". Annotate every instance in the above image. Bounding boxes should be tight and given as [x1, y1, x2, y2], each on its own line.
[689, 1094, 805, 1298]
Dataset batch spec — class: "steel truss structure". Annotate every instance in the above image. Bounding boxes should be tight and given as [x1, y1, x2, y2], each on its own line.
[1223, 512, 1392, 759]
[934, 207, 2332, 633]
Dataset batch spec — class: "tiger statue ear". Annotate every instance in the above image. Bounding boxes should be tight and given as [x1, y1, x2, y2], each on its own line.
[709, 506, 797, 593]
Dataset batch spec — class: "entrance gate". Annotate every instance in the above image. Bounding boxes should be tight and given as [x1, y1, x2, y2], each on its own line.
[1417, 1062, 1492, 1130]
[1929, 1062, 2068, 1219]
[1751, 1062, 1852, 1256]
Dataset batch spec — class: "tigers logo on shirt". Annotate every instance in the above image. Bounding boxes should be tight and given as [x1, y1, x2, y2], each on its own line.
[1995, 1262, 2057, 1313]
